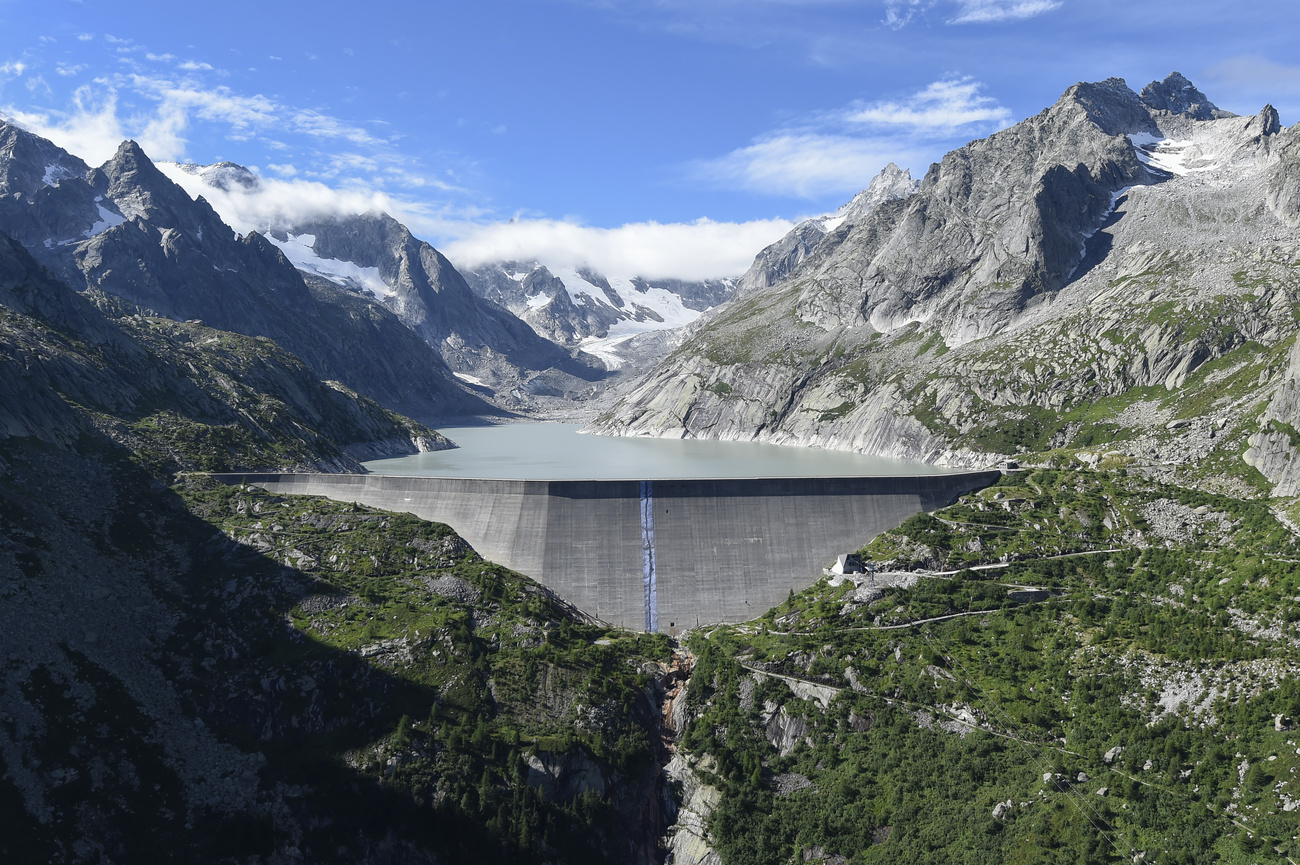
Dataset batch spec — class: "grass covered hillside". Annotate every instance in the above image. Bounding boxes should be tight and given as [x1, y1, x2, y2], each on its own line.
[674, 467, 1300, 865]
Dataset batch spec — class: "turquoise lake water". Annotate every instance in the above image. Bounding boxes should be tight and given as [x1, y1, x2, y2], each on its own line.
[362, 423, 963, 480]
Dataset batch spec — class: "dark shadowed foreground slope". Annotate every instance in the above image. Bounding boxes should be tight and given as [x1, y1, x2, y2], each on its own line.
[0, 230, 682, 864]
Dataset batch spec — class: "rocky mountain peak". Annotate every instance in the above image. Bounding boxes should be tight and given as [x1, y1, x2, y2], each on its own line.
[1057, 77, 1159, 136]
[89, 140, 232, 236]
[173, 160, 261, 192]
[1139, 71, 1227, 120]
[1247, 104, 1283, 138]
[92, 139, 192, 222]
[0, 120, 90, 197]
[100, 139, 157, 182]
[839, 163, 918, 223]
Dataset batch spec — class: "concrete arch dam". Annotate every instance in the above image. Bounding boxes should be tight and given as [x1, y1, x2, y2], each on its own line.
[220, 472, 999, 632]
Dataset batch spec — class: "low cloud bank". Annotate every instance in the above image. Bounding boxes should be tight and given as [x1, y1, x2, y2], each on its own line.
[157, 162, 422, 234]
[440, 217, 796, 281]
[691, 77, 1012, 199]
[157, 163, 795, 283]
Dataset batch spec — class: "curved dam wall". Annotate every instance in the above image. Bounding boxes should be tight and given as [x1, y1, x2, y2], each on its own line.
[216, 472, 1000, 632]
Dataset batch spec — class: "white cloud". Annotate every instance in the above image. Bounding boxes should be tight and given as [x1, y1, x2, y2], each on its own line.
[847, 78, 1013, 131]
[121, 75, 281, 160]
[441, 217, 796, 281]
[160, 158, 792, 280]
[146, 53, 177, 62]
[0, 69, 395, 173]
[178, 60, 214, 71]
[290, 109, 379, 145]
[691, 77, 1009, 198]
[157, 162, 422, 234]
[884, 0, 936, 29]
[77, 33, 94, 41]
[948, 0, 1061, 23]
[0, 61, 28, 76]
[3, 86, 126, 165]
[56, 64, 86, 77]
[691, 132, 923, 199]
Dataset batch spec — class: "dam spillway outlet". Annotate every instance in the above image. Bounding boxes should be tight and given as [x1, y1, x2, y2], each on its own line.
[215, 472, 1001, 631]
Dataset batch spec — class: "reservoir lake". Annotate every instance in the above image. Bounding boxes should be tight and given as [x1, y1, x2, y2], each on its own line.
[362, 423, 965, 480]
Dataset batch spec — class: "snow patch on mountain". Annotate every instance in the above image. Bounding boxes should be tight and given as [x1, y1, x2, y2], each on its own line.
[1129, 133, 1195, 176]
[42, 162, 75, 187]
[616, 283, 700, 329]
[267, 233, 392, 299]
[551, 267, 612, 307]
[579, 334, 639, 370]
[84, 199, 125, 239]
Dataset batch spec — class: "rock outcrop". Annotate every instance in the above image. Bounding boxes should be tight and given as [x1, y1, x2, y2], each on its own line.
[1246, 336, 1300, 495]
[735, 162, 918, 297]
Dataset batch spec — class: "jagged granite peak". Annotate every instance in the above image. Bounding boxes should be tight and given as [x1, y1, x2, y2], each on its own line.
[1051, 77, 1161, 137]
[1139, 71, 1232, 120]
[736, 163, 918, 296]
[0, 119, 90, 197]
[1247, 103, 1283, 139]
[839, 162, 919, 224]
[90, 140, 232, 238]
[783, 75, 1161, 341]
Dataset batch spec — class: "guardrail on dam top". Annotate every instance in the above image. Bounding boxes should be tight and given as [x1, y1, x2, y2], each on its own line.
[214, 472, 1001, 632]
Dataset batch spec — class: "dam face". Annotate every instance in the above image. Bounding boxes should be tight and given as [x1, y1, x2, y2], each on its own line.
[218, 472, 999, 631]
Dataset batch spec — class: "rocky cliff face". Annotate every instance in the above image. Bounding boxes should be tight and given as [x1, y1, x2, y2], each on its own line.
[461, 261, 735, 372]
[594, 74, 1300, 488]
[0, 231, 445, 471]
[0, 126, 483, 424]
[734, 163, 919, 297]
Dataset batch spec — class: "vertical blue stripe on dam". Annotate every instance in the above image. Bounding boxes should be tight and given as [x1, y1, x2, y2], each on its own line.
[639, 480, 657, 633]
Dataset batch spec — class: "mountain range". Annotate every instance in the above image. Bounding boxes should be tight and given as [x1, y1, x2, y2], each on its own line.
[592, 72, 1300, 495]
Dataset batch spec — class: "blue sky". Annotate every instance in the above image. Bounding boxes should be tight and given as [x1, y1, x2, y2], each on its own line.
[0, 0, 1297, 278]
